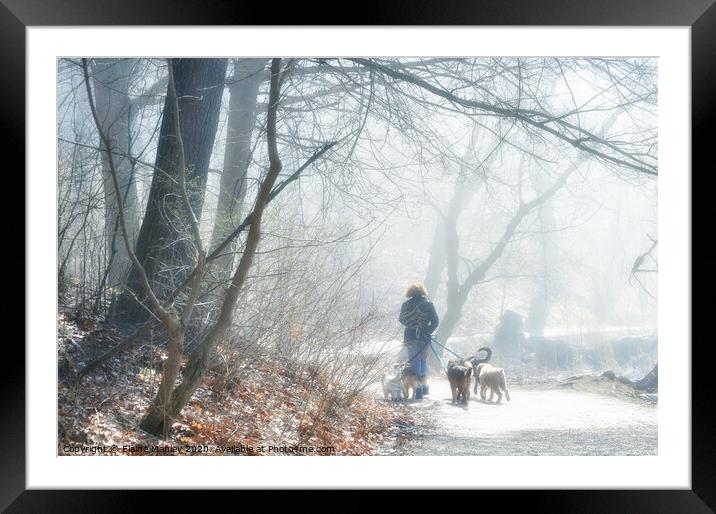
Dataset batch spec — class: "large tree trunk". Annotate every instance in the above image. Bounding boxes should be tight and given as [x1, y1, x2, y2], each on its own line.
[116, 58, 228, 322]
[92, 59, 140, 289]
[424, 125, 480, 299]
[140, 59, 284, 437]
[83, 58, 193, 441]
[209, 58, 269, 275]
[424, 220, 447, 298]
[427, 182, 471, 370]
[434, 291, 467, 345]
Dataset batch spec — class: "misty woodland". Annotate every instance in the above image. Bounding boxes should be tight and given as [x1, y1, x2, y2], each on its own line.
[58, 58, 658, 456]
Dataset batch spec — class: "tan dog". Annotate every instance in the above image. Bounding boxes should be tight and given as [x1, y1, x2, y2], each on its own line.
[446, 360, 473, 404]
[475, 363, 511, 403]
[399, 363, 425, 399]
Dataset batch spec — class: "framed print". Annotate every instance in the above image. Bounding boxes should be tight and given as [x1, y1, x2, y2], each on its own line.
[7, 0, 712, 510]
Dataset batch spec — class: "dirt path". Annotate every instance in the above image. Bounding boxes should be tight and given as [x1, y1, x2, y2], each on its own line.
[381, 377, 657, 456]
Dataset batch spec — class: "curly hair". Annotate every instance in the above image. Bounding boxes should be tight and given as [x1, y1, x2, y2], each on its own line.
[405, 283, 428, 298]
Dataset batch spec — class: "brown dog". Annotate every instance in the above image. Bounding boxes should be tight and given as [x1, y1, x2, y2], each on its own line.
[475, 363, 511, 403]
[446, 360, 473, 404]
[399, 363, 425, 399]
[467, 346, 492, 394]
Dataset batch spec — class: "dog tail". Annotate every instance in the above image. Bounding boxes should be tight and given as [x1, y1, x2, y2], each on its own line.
[472, 346, 492, 365]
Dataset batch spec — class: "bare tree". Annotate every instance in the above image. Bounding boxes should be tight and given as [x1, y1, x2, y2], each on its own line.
[209, 58, 269, 275]
[83, 57, 208, 437]
[116, 58, 228, 322]
[139, 58, 288, 436]
[348, 58, 657, 177]
[435, 162, 576, 345]
[64, 56, 657, 445]
[90, 59, 141, 288]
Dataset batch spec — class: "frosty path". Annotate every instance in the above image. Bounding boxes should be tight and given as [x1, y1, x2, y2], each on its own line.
[384, 377, 657, 456]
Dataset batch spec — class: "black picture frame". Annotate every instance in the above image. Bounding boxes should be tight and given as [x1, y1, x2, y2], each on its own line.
[7, 0, 711, 511]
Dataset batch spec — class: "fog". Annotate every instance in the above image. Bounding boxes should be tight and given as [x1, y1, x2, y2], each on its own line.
[58, 57, 658, 399]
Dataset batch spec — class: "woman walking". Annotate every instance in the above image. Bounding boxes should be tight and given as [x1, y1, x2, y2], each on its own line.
[399, 283, 439, 399]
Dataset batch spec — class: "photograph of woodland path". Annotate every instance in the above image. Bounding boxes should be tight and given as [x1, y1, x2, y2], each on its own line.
[58, 57, 658, 456]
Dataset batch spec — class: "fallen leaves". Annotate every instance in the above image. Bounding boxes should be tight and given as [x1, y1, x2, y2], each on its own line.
[58, 316, 413, 456]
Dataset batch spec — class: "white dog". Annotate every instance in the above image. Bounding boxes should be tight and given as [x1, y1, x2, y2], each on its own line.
[382, 369, 404, 401]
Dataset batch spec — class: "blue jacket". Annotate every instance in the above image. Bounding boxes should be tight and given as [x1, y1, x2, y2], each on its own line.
[399, 295, 439, 343]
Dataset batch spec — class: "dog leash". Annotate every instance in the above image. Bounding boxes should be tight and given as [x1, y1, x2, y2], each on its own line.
[429, 335, 467, 361]
[427, 338, 450, 371]
[400, 334, 469, 372]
